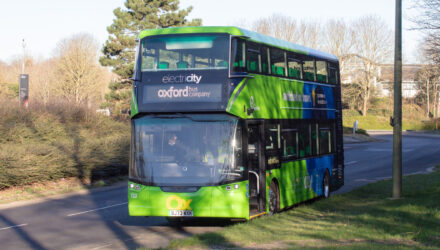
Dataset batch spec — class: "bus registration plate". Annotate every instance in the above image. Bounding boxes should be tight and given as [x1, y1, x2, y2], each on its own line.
[169, 210, 193, 216]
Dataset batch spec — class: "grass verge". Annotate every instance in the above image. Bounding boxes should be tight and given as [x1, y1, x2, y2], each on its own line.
[343, 108, 439, 131]
[167, 168, 440, 249]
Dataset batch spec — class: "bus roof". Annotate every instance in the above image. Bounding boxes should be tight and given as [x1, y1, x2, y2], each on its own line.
[138, 26, 338, 62]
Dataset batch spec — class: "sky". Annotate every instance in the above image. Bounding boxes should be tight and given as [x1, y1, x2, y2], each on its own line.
[0, 0, 422, 64]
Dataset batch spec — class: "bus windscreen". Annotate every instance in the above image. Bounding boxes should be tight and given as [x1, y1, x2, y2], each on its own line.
[130, 114, 244, 186]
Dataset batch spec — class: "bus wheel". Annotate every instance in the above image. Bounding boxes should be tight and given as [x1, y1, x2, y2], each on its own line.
[269, 181, 279, 214]
[323, 171, 330, 198]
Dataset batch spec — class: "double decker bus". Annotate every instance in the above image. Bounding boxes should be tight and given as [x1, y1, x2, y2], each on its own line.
[128, 26, 344, 220]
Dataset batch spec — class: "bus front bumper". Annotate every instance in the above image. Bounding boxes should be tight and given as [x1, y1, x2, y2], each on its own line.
[128, 180, 249, 219]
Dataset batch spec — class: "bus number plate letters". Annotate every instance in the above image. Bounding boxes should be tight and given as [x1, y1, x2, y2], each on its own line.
[169, 210, 193, 216]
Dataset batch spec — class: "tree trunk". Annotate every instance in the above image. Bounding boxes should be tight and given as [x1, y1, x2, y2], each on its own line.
[435, 82, 439, 118]
[362, 83, 369, 117]
[362, 96, 368, 116]
[427, 78, 430, 118]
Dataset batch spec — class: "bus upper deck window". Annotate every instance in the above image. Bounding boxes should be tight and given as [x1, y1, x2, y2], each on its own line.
[231, 38, 246, 73]
[270, 48, 286, 77]
[287, 54, 302, 80]
[303, 59, 315, 81]
[141, 34, 229, 71]
[246, 41, 261, 73]
[316, 61, 328, 83]
[328, 62, 338, 84]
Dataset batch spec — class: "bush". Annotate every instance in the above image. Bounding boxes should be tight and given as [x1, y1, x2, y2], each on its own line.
[0, 99, 130, 189]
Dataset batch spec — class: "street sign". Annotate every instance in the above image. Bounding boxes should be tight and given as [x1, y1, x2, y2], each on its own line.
[19, 74, 29, 108]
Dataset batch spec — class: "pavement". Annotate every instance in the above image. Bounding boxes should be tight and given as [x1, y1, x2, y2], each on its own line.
[343, 133, 379, 143]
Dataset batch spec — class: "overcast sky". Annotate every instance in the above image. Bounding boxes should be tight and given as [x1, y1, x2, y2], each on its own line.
[0, 0, 422, 63]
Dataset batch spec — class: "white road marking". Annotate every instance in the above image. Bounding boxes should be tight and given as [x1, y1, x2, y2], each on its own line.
[365, 148, 414, 152]
[0, 223, 28, 231]
[365, 148, 389, 152]
[67, 202, 128, 217]
[91, 243, 113, 250]
[354, 179, 375, 182]
[345, 161, 358, 166]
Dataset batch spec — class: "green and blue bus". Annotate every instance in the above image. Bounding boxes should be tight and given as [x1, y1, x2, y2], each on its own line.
[128, 26, 344, 220]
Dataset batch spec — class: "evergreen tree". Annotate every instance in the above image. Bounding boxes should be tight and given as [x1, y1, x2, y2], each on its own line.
[100, 0, 202, 114]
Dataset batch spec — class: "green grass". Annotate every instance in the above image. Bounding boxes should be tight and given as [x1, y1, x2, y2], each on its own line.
[342, 97, 440, 131]
[167, 169, 440, 249]
[0, 100, 130, 190]
[343, 110, 437, 131]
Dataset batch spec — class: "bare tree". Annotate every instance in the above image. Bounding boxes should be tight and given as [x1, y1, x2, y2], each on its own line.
[410, 1, 440, 118]
[411, 0, 440, 69]
[252, 14, 298, 43]
[29, 59, 56, 105]
[323, 19, 355, 77]
[296, 20, 322, 50]
[0, 61, 6, 82]
[251, 14, 325, 50]
[53, 33, 106, 106]
[352, 15, 393, 116]
[411, 0, 440, 27]
[415, 66, 435, 117]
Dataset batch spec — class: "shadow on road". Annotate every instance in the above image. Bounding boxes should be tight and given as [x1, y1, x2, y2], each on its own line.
[0, 215, 45, 250]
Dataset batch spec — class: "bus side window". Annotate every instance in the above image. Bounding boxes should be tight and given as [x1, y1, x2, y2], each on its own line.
[231, 38, 246, 73]
[246, 41, 261, 73]
[281, 128, 298, 160]
[261, 46, 269, 74]
[311, 123, 318, 156]
[328, 62, 338, 84]
[316, 60, 328, 83]
[298, 123, 311, 158]
[319, 127, 331, 155]
[270, 47, 286, 77]
[287, 52, 302, 80]
[303, 57, 315, 81]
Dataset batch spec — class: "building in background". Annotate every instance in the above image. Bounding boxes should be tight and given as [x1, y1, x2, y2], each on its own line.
[341, 64, 422, 98]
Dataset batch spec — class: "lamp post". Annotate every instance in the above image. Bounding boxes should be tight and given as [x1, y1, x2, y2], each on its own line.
[19, 39, 29, 108]
[392, 0, 402, 199]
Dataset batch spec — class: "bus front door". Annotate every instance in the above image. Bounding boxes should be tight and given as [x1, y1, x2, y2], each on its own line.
[247, 122, 266, 217]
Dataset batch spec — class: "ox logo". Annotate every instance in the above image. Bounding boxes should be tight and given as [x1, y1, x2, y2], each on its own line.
[166, 195, 192, 210]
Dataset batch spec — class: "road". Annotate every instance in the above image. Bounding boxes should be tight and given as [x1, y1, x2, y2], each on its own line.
[0, 132, 439, 249]
[337, 131, 440, 193]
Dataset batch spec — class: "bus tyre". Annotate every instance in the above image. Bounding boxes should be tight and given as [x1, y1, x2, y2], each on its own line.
[269, 181, 279, 214]
[323, 171, 330, 198]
